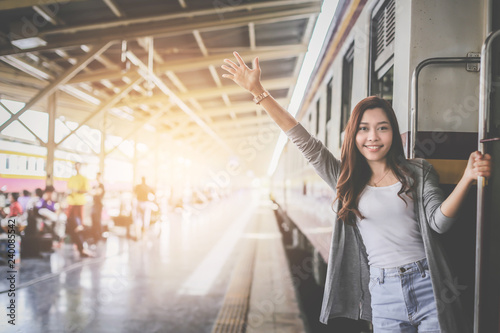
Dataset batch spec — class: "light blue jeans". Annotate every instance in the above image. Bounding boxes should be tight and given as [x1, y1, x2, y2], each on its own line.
[369, 258, 441, 333]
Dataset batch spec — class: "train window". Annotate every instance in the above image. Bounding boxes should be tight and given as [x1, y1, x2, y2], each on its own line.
[326, 78, 333, 146]
[5, 156, 9, 169]
[373, 66, 394, 104]
[340, 44, 354, 146]
[369, 0, 395, 102]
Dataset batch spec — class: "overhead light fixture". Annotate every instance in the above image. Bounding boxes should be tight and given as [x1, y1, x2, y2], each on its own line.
[60, 85, 101, 105]
[10, 37, 47, 50]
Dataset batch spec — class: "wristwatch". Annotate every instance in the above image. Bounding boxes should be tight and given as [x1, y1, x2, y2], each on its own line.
[252, 91, 270, 104]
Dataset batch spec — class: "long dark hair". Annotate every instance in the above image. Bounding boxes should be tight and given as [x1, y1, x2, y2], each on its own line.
[334, 96, 416, 225]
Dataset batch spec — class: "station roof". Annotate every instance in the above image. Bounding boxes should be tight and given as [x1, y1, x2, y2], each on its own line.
[0, 0, 322, 175]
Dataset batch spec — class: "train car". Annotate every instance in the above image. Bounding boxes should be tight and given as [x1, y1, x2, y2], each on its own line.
[0, 138, 136, 193]
[0, 139, 75, 192]
[271, 0, 500, 331]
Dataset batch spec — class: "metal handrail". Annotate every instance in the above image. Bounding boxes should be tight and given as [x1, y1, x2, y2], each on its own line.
[409, 57, 480, 159]
[475, 28, 500, 333]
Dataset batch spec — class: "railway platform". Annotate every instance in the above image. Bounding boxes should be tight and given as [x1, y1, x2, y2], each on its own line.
[0, 190, 306, 333]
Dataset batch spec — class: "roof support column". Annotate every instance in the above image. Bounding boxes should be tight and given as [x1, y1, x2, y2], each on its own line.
[46, 92, 57, 186]
[132, 138, 138, 187]
[99, 111, 107, 176]
[154, 142, 160, 188]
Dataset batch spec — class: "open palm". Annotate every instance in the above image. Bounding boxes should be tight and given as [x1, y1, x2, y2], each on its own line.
[221, 52, 263, 94]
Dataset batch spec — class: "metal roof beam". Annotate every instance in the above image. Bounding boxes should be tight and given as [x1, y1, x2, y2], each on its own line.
[193, 30, 208, 57]
[1, 53, 107, 106]
[103, 0, 125, 18]
[0, 0, 86, 10]
[218, 124, 279, 138]
[184, 115, 273, 130]
[0, 4, 320, 55]
[55, 75, 143, 147]
[42, 0, 320, 36]
[165, 99, 287, 120]
[106, 108, 168, 156]
[57, 117, 99, 155]
[112, 78, 290, 113]
[0, 42, 111, 133]
[32, 5, 65, 26]
[0, 100, 46, 145]
[111, 91, 288, 116]
[68, 45, 306, 84]
[175, 121, 278, 140]
[126, 50, 233, 154]
[249, 22, 256, 50]
[176, 77, 293, 100]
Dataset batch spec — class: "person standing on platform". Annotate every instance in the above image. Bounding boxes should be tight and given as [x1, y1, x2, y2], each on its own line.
[18, 190, 31, 212]
[221, 52, 492, 333]
[134, 176, 154, 239]
[66, 162, 92, 257]
[90, 172, 105, 242]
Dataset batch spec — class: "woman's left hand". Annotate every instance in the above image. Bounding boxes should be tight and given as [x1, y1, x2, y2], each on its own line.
[464, 151, 493, 182]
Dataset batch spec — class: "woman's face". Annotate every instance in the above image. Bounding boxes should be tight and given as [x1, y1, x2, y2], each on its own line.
[355, 108, 393, 164]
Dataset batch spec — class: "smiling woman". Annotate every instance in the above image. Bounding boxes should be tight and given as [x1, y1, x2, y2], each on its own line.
[334, 96, 413, 225]
[221, 49, 492, 331]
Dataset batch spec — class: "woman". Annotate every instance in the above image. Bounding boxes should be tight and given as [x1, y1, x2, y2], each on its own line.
[221, 52, 492, 332]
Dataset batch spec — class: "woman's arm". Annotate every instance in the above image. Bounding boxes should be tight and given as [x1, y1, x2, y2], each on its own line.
[221, 52, 298, 132]
[221, 52, 341, 190]
[440, 151, 492, 218]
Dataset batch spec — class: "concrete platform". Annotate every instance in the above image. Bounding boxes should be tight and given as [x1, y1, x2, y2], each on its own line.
[0, 190, 306, 333]
[212, 199, 306, 333]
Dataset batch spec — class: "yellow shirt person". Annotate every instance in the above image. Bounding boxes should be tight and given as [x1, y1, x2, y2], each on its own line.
[67, 173, 89, 206]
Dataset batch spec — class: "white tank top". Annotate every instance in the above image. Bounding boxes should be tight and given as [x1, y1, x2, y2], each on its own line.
[356, 181, 426, 268]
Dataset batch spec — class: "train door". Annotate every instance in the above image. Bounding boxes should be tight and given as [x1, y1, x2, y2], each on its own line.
[409, 38, 500, 333]
[475, 24, 500, 333]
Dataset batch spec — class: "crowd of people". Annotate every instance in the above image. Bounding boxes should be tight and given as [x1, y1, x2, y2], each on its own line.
[0, 162, 104, 258]
[0, 162, 160, 260]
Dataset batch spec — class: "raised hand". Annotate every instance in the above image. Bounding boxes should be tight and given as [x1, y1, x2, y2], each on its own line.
[221, 52, 265, 95]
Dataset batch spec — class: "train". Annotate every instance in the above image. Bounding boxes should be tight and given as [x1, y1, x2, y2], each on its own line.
[0, 135, 137, 194]
[270, 0, 499, 331]
[0, 139, 74, 193]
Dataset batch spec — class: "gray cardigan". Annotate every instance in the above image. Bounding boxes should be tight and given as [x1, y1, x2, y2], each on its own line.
[285, 123, 470, 333]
